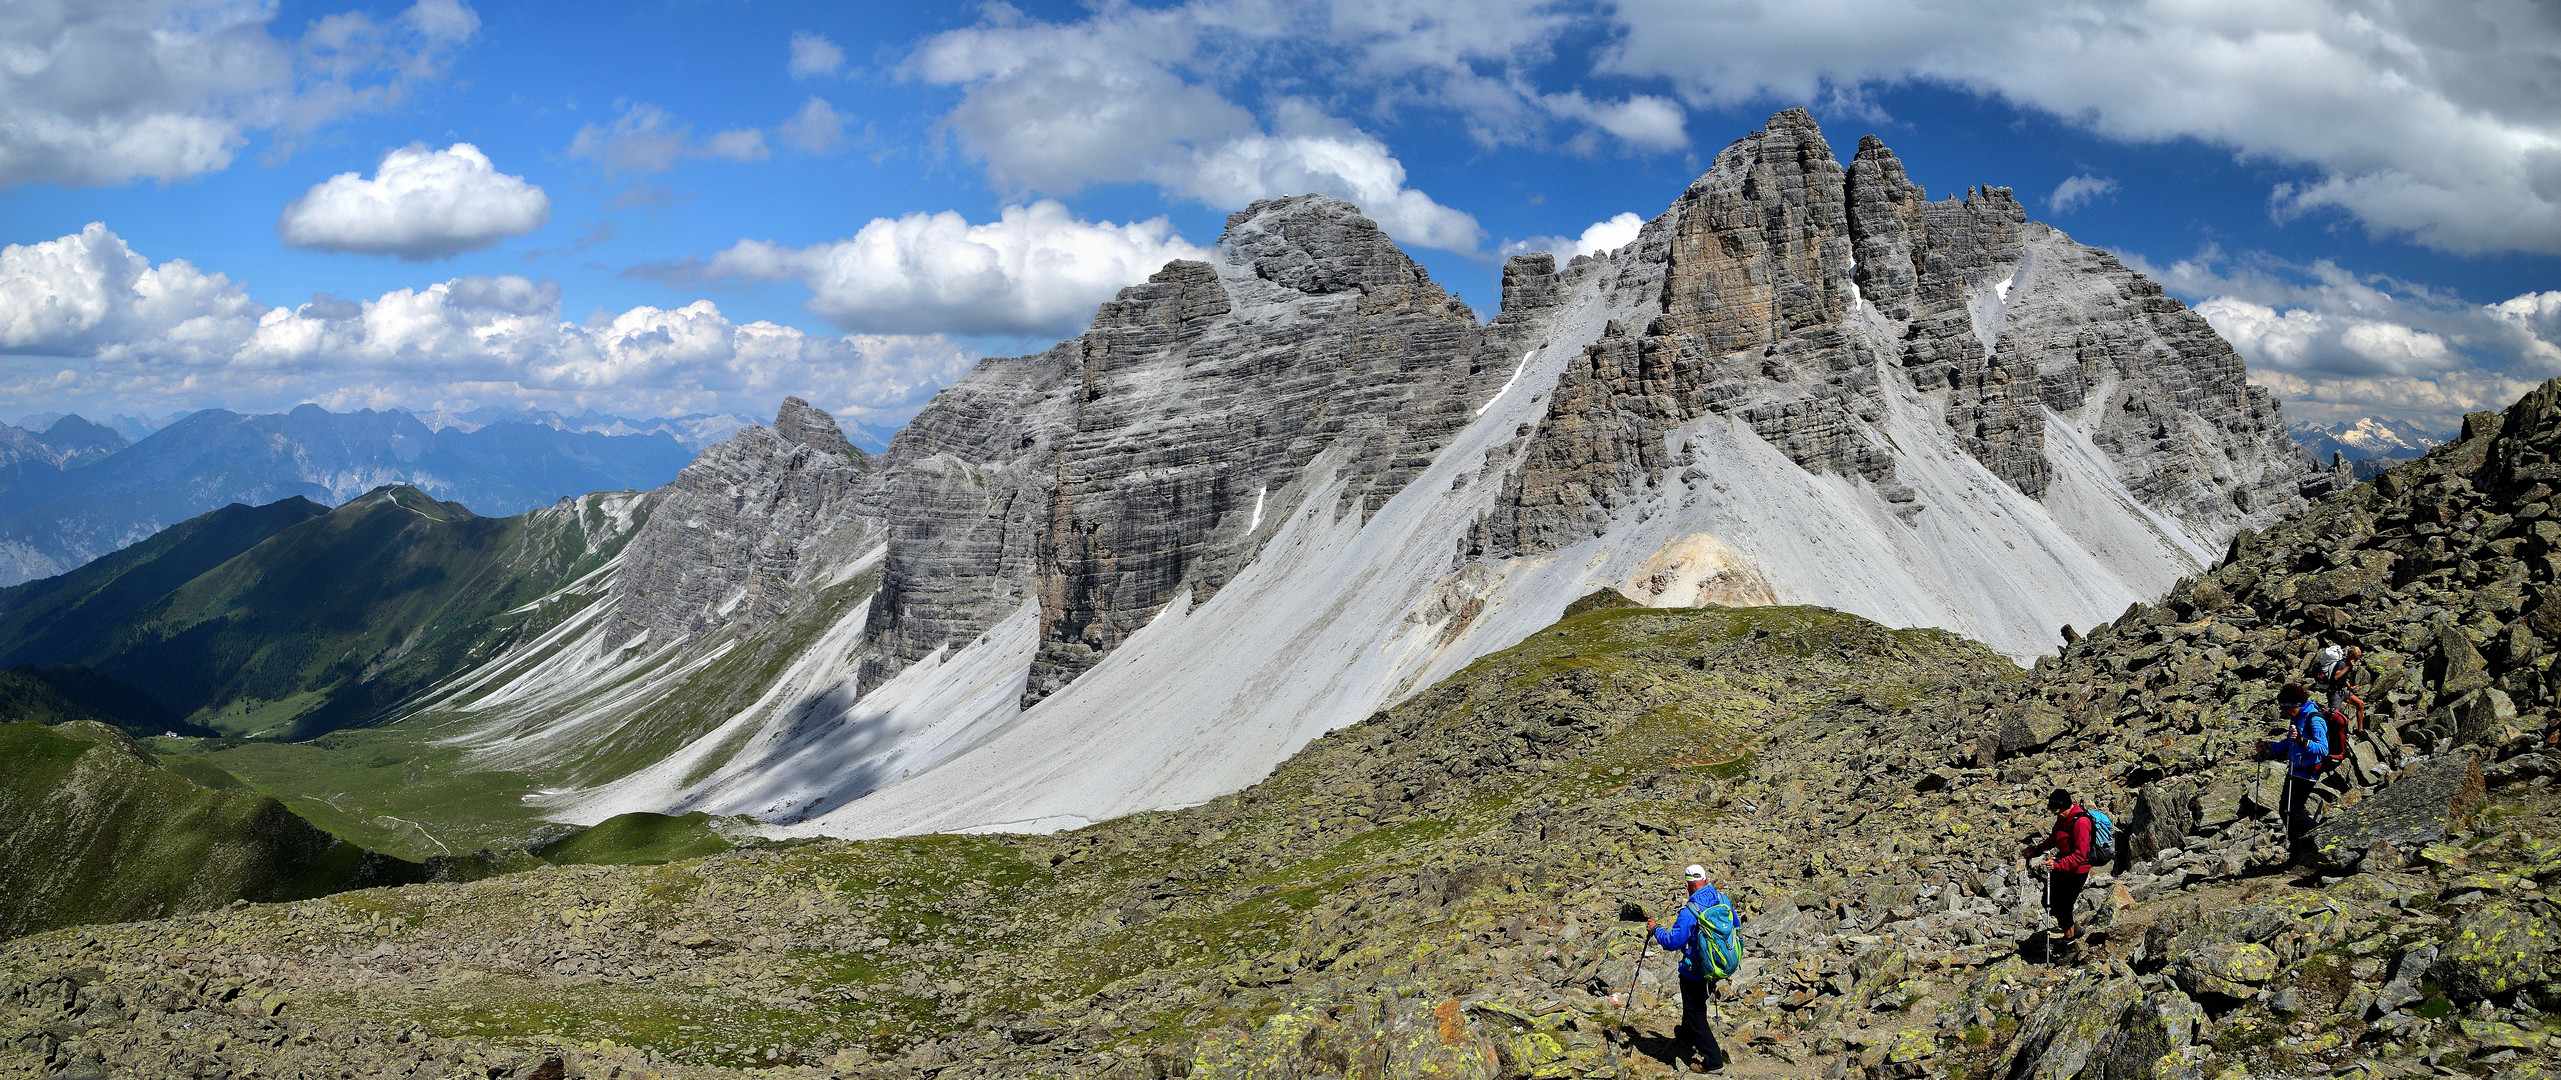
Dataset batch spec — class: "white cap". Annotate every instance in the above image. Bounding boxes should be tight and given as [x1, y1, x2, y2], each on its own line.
[1685, 864, 1707, 882]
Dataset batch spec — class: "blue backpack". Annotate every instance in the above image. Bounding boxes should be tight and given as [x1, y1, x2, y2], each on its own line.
[1684, 896, 1742, 979]
[2087, 808, 2116, 865]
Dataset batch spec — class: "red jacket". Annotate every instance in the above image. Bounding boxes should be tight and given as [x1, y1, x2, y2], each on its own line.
[2046, 805, 2095, 874]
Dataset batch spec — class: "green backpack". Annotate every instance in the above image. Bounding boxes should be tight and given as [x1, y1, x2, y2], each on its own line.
[1684, 896, 1742, 979]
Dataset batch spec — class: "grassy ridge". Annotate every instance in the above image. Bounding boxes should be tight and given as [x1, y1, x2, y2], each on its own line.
[0, 721, 421, 939]
[533, 812, 737, 866]
[0, 662, 208, 737]
[0, 603, 2013, 1074]
[0, 487, 646, 740]
[0, 498, 327, 673]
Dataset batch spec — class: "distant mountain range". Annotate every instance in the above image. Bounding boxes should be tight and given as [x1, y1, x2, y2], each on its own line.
[0, 112, 2316, 849]
[11, 412, 177, 443]
[0, 487, 644, 738]
[2290, 417, 2448, 480]
[397, 406, 765, 451]
[0, 405, 709, 586]
[16, 405, 780, 453]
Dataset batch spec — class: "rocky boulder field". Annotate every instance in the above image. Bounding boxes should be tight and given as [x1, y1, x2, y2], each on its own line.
[10, 376, 2561, 1078]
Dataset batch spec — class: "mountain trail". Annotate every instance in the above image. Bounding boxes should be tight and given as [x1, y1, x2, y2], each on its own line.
[9, 377, 2561, 1077]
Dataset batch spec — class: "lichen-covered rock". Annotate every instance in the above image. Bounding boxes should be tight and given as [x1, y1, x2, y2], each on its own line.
[2431, 616, 2496, 698]
[2308, 751, 2487, 873]
[2427, 900, 2558, 1002]
[2126, 780, 2196, 863]
[2174, 942, 2280, 1000]
[1993, 971, 2145, 1080]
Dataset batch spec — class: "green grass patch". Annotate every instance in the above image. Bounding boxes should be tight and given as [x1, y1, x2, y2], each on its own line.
[535, 812, 735, 866]
[164, 725, 551, 860]
[0, 720, 418, 937]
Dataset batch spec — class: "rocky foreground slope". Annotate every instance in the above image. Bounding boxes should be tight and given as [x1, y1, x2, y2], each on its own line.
[7, 380, 2560, 1080]
[406, 108, 2312, 842]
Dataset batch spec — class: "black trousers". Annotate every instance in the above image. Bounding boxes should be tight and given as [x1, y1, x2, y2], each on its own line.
[2283, 773, 2317, 850]
[1678, 975, 1726, 1069]
[2047, 870, 2087, 933]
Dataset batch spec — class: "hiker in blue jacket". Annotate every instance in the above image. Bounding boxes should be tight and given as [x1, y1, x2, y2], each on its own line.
[1647, 864, 1735, 1073]
[2271, 683, 2331, 858]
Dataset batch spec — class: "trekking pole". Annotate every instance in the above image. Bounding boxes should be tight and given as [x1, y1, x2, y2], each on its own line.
[1622, 939, 1645, 1029]
[2279, 772, 2295, 856]
[2034, 858, 2052, 961]
[1614, 901, 1651, 1027]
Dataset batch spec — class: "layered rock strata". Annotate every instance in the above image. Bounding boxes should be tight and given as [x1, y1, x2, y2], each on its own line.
[1471, 110, 2303, 560]
[857, 201, 1515, 705]
[437, 110, 2318, 839]
[603, 398, 876, 649]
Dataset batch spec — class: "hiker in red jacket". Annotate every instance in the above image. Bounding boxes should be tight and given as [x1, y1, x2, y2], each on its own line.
[2019, 788, 2094, 955]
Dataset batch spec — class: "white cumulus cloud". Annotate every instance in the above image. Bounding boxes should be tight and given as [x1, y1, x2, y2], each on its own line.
[904, 4, 1722, 253]
[789, 31, 845, 79]
[2048, 174, 2117, 214]
[277, 143, 549, 260]
[779, 98, 847, 154]
[1600, 0, 2561, 256]
[0, 223, 261, 363]
[910, 6, 1530, 254]
[0, 0, 479, 189]
[1539, 93, 1688, 152]
[2138, 250, 2561, 429]
[1169, 105, 1484, 253]
[686, 201, 1210, 338]
[1503, 212, 1645, 262]
[568, 104, 767, 174]
[0, 224, 969, 424]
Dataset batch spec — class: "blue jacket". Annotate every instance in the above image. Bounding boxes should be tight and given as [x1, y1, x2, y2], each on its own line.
[2284, 702, 2331, 780]
[1653, 883, 1732, 978]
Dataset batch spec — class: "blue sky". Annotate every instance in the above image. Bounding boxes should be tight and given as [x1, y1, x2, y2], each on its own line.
[3, 0, 2558, 434]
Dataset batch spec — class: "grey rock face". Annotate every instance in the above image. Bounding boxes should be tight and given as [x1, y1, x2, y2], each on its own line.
[503, 111, 2324, 825]
[1471, 108, 2306, 561]
[858, 354, 1071, 692]
[857, 197, 1514, 707]
[604, 398, 875, 648]
[2306, 750, 2486, 872]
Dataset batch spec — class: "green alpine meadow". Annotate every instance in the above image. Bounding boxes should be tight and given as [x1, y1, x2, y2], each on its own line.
[9, 385, 2561, 1076]
[5, 22, 2560, 1079]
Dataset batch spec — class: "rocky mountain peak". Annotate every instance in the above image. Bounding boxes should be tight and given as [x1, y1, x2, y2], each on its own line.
[1478, 109, 2299, 575]
[31, 414, 124, 458]
[1221, 194, 1461, 308]
[1497, 251, 1562, 317]
[772, 396, 861, 460]
[602, 398, 880, 649]
[411, 110, 2317, 844]
[1656, 107, 1857, 353]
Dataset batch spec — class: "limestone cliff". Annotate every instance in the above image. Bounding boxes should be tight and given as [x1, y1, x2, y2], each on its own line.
[427, 111, 2316, 841]
[604, 397, 876, 650]
[858, 201, 1511, 707]
[1471, 110, 2302, 562]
